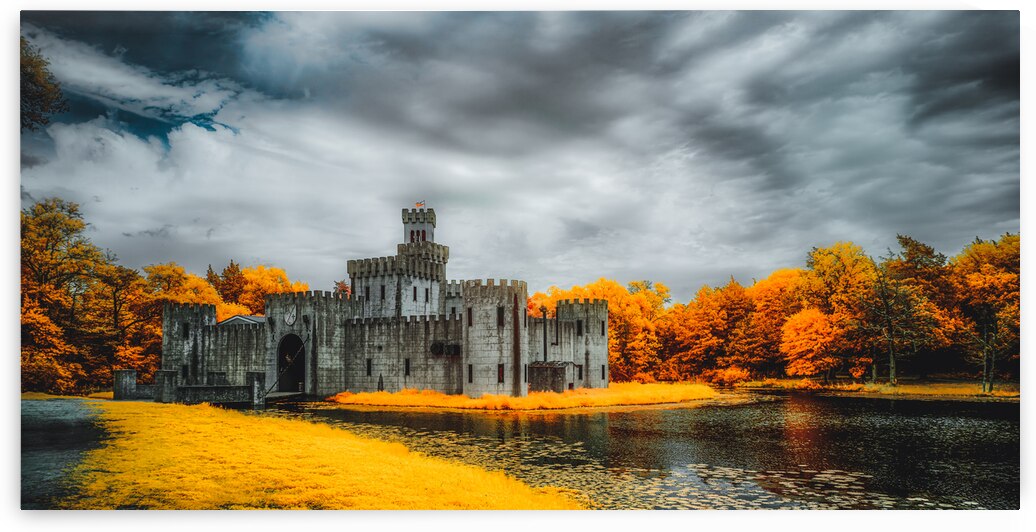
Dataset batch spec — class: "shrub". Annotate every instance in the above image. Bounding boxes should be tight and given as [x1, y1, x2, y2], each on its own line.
[703, 367, 752, 386]
[793, 378, 822, 391]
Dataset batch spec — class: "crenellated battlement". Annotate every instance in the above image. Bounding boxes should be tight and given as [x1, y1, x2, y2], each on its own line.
[347, 255, 446, 281]
[444, 280, 464, 297]
[556, 298, 609, 308]
[396, 241, 450, 263]
[462, 278, 529, 299]
[402, 208, 436, 226]
[163, 302, 218, 327]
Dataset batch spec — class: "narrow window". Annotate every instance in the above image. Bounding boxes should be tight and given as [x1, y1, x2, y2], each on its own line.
[365, 286, 370, 300]
[524, 364, 527, 383]
[602, 365, 606, 380]
[468, 364, 473, 383]
[577, 319, 583, 337]
[413, 286, 417, 301]
[410, 230, 414, 242]
[524, 311, 527, 327]
[497, 306, 504, 327]
[405, 358, 411, 377]
[425, 288, 429, 302]
[497, 364, 504, 383]
[380, 284, 385, 300]
[577, 365, 583, 380]
[569, 383, 574, 390]
[422, 229, 426, 241]
[451, 306, 456, 316]
[467, 307, 473, 327]
[182, 322, 190, 339]
[601, 320, 605, 336]
[366, 359, 372, 377]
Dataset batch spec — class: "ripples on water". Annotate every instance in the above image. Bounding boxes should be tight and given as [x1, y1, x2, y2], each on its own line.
[262, 392, 1019, 510]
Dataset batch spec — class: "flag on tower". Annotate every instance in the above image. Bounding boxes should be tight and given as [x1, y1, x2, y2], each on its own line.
[415, 200, 426, 208]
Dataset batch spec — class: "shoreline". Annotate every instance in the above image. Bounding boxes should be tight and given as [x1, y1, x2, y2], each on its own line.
[736, 381, 1020, 403]
[312, 392, 760, 415]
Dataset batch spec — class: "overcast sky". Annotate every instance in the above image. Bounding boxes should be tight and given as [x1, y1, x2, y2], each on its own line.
[19, 11, 1019, 302]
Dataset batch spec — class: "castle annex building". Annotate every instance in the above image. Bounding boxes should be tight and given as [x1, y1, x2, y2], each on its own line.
[160, 208, 609, 398]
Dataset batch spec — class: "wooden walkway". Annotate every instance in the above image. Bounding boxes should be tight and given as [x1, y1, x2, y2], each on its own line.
[265, 392, 305, 402]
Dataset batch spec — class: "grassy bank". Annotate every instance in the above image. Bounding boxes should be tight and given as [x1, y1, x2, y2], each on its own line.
[327, 382, 718, 410]
[737, 379, 1019, 400]
[60, 400, 583, 509]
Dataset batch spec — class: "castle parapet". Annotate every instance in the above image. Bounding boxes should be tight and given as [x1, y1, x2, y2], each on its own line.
[402, 208, 436, 225]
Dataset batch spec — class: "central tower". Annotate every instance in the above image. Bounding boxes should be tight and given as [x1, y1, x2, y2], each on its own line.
[347, 208, 449, 318]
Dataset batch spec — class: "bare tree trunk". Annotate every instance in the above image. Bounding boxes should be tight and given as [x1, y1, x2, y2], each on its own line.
[988, 349, 996, 393]
[887, 337, 897, 386]
[981, 347, 989, 393]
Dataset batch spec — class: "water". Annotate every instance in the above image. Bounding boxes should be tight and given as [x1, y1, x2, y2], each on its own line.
[21, 399, 106, 509]
[264, 392, 1019, 509]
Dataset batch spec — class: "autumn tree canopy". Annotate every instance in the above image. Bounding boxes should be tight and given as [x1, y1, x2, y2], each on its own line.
[20, 37, 67, 131]
[21, 197, 310, 394]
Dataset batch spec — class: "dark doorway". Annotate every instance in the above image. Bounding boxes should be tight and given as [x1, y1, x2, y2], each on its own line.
[277, 334, 305, 393]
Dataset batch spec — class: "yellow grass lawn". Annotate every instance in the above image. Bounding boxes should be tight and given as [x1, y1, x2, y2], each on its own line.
[327, 382, 717, 410]
[856, 382, 1019, 398]
[63, 401, 583, 509]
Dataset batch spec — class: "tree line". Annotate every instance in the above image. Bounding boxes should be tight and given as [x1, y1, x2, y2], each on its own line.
[21, 198, 308, 393]
[528, 235, 1019, 391]
[21, 197, 1019, 395]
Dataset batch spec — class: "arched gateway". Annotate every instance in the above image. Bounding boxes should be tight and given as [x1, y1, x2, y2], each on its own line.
[277, 334, 306, 393]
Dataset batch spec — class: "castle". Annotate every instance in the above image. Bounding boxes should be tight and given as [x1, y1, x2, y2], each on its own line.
[158, 208, 609, 399]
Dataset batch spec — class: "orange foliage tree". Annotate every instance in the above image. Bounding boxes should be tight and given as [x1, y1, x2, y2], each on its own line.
[237, 264, 309, 314]
[949, 233, 1019, 392]
[21, 197, 312, 393]
[780, 308, 842, 380]
[742, 269, 805, 376]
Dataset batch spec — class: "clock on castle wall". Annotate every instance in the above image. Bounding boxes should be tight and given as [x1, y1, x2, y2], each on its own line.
[284, 304, 297, 326]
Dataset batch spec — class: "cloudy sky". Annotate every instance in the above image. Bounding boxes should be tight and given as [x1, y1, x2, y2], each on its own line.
[19, 11, 1019, 302]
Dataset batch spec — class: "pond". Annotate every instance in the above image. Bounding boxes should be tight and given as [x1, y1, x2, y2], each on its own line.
[265, 391, 1019, 510]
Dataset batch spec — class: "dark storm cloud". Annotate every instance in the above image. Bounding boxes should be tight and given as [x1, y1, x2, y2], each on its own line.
[19, 11, 1020, 302]
[21, 11, 263, 79]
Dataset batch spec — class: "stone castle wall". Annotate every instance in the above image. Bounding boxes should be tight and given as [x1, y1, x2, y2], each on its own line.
[157, 208, 609, 400]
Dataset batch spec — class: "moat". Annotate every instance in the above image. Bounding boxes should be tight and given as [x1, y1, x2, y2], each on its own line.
[266, 391, 1019, 509]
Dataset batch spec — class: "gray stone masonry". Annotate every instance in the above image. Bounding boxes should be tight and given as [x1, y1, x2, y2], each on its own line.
[149, 208, 609, 402]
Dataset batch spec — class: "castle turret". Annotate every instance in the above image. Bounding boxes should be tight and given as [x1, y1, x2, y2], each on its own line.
[461, 279, 530, 398]
[402, 208, 436, 243]
[347, 207, 449, 319]
[556, 298, 610, 388]
[161, 302, 217, 385]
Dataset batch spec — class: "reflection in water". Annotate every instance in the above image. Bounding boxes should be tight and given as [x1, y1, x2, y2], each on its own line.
[263, 392, 1018, 509]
